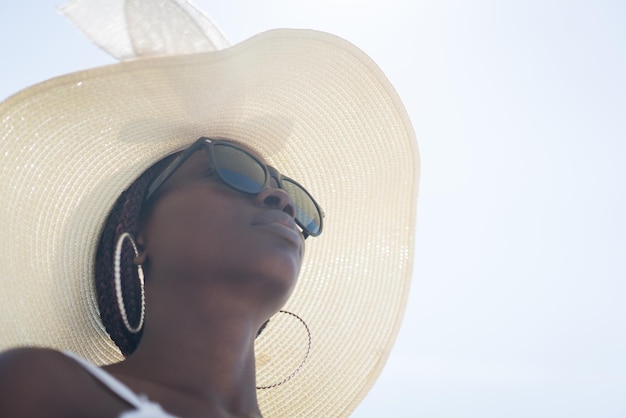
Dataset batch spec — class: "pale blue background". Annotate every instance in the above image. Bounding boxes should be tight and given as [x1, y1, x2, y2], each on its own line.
[1, 1, 625, 417]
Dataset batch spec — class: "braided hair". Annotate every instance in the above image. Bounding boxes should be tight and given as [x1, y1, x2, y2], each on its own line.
[94, 155, 175, 356]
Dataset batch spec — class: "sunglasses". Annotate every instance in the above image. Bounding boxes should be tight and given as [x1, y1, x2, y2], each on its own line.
[145, 137, 324, 238]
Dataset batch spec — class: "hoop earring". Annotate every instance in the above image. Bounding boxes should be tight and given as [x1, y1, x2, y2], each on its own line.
[114, 232, 146, 334]
[256, 310, 312, 390]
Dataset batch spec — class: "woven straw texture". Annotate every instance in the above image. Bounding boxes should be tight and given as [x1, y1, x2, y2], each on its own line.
[0, 29, 419, 417]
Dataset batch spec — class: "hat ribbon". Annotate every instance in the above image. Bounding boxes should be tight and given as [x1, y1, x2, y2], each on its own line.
[60, 0, 230, 61]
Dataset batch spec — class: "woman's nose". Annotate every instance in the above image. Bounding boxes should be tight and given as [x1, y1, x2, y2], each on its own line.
[255, 187, 296, 219]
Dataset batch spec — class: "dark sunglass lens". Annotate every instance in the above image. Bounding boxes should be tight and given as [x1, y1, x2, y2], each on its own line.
[282, 179, 322, 236]
[213, 144, 266, 193]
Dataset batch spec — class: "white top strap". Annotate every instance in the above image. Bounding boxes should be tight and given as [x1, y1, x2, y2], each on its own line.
[64, 352, 179, 418]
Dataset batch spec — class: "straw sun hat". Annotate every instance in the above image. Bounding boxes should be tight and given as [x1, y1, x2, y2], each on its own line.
[0, 0, 419, 416]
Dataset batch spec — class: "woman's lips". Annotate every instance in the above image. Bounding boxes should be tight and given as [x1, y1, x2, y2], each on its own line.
[252, 210, 303, 248]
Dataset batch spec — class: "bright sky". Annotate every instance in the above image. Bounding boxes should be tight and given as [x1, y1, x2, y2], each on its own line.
[1, 1, 625, 417]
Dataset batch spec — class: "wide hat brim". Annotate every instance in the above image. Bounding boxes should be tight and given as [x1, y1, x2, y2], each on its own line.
[0, 29, 419, 417]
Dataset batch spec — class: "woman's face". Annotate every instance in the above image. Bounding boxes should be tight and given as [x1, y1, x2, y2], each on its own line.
[138, 149, 304, 310]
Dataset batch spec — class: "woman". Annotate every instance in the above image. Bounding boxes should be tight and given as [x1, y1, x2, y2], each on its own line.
[0, 1, 419, 417]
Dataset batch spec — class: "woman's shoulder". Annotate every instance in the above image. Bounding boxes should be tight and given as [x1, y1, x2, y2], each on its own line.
[0, 345, 69, 372]
[0, 346, 72, 392]
[0, 346, 127, 417]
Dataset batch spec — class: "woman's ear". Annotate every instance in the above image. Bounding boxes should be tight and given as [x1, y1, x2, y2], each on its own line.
[133, 233, 148, 265]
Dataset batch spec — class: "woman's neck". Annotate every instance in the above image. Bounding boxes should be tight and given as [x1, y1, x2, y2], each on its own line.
[105, 277, 267, 417]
